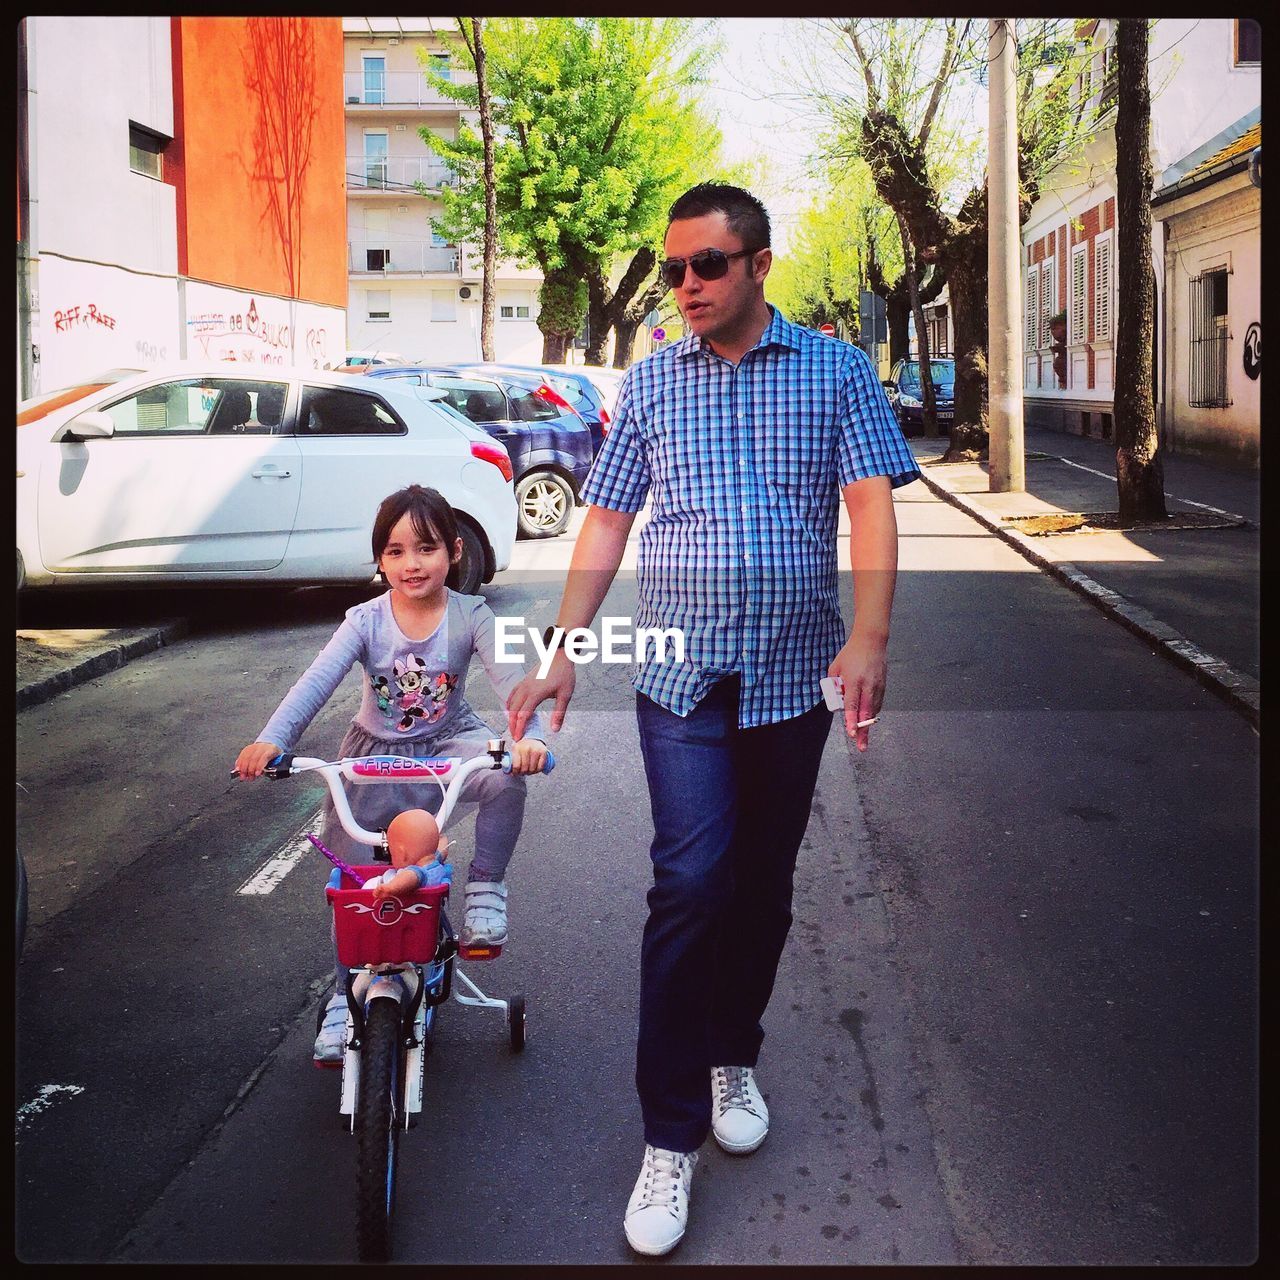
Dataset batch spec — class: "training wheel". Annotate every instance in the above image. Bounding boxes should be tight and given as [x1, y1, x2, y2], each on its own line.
[507, 993, 526, 1053]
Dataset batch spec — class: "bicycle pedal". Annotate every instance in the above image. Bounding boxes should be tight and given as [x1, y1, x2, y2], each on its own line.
[458, 942, 503, 961]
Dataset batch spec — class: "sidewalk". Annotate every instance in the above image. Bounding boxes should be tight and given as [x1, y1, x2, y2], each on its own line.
[16, 620, 189, 711]
[910, 430, 1260, 726]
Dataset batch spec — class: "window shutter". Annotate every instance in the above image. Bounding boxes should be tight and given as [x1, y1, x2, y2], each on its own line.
[1025, 266, 1039, 349]
[1094, 237, 1112, 341]
[1070, 245, 1087, 345]
[1039, 260, 1055, 348]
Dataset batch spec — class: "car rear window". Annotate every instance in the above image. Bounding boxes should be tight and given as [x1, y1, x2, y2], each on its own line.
[297, 386, 405, 436]
[508, 387, 560, 422]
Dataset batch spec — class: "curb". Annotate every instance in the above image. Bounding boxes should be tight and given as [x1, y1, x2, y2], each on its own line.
[915, 468, 1261, 729]
[16, 619, 190, 712]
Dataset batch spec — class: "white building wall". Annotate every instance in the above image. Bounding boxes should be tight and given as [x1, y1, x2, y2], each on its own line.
[1019, 18, 1260, 443]
[28, 16, 177, 274]
[1159, 176, 1260, 463]
[347, 279, 544, 364]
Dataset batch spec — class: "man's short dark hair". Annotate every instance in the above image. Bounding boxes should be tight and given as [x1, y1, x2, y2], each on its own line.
[667, 182, 771, 250]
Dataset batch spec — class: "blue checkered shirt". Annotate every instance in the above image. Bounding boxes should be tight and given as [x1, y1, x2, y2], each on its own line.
[582, 306, 920, 728]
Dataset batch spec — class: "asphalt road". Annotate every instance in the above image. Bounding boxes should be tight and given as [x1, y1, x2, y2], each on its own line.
[15, 485, 1258, 1264]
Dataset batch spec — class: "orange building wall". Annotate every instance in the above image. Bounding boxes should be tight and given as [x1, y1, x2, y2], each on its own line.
[172, 17, 346, 308]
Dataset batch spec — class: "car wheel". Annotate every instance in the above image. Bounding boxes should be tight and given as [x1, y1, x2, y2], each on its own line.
[515, 471, 574, 539]
[454, 521, 485, 595]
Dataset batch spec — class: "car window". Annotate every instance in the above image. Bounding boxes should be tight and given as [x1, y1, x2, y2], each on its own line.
[902, 361, 954, 385]
[434, 378, 509, 423]
[546, 375, 589, 408]
[508, 386, 560, 422]
[97, 378, 289, 436]
[297, 386, 405, 436]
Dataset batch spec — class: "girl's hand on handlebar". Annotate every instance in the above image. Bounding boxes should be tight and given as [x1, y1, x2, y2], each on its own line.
[507, 737, 548, 776]
[234, 741, 284, 779]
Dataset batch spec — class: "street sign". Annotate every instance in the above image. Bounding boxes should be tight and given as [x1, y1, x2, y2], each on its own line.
[819, 323, 836, 337]
[651, 326, 666, 342]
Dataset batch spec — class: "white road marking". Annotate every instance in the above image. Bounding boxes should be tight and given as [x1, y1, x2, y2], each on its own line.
[1050, 455, 1248, 521]
[236, 808, 324, 895]
[16, 1083, 84, 1135]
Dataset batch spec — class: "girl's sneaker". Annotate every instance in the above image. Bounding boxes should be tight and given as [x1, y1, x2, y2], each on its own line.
[460, 880, 508, 947]
[313, 990, 348, 1066]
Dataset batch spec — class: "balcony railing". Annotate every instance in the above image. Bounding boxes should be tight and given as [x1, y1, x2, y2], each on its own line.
[349, 241, 460, 275]
[344, 71, 467, 108]
[347, 156, 457, 193]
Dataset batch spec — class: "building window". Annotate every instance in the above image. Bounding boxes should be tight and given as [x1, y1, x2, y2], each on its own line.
[128, 123, 167, 180]
[1235, 19, 1261, 65]
[366, 247, 390, 271]
[1093, 232, 1114, 342]
[1025, 263, 1040, 350]
[499, 291, 532, 321]
[1189, 270, 1231, 407]
[1069, 243, 1088, 345]
[1038, 258, 1056, 348]
[428, 53, 452, 82]
[431, 291, 457, 323]
[362, 54, 386, 104]
[367, 290, 391, 323]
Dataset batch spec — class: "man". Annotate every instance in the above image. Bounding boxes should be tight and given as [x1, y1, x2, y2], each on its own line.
[507, 183, 919, 1256]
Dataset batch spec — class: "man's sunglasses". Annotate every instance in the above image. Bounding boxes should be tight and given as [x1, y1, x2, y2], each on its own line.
[658, 247, 761, 289]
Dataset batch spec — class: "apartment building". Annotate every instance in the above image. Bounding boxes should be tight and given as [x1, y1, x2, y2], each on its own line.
[1020, 18, 1260, 463]
[17, 17, 347, 398]
[342, 17, 543, 363]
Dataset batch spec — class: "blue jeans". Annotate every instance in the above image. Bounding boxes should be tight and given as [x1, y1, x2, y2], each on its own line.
[634, 678, 833, 1153]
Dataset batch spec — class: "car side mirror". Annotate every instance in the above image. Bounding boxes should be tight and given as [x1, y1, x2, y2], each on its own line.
[59, 411, 116, 441]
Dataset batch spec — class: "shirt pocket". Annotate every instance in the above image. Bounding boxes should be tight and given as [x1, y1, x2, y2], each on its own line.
[758, 417, 836, 496]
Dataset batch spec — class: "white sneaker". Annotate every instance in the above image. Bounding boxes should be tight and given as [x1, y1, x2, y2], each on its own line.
[461, 880, 508, 946]
[624, 1145, 697, 1256]
[711, 1065, 769, 1154]
[313, 990, 348, 1064]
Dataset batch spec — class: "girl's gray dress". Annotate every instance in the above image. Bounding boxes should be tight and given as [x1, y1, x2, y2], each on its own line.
[258, 589, 550, 881]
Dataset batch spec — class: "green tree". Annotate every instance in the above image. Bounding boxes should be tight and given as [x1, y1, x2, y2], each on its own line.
[804, 18, 1098, 457]
[421, 17, 718, 363]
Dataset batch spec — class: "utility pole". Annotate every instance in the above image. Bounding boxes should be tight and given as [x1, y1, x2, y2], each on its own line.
[987, 17, 1024, 492]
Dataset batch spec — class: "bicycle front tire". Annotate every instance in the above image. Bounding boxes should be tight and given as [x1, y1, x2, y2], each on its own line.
[355, 997, 403, 1263]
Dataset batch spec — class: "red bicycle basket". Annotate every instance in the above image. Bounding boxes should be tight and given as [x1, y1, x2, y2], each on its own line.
[326, 865, 449, 966]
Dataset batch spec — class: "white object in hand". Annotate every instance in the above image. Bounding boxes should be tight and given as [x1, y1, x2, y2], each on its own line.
[820, 675, 845, 711]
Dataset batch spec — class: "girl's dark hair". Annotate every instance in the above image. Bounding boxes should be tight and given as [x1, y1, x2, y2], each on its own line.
[371, 485, 462, 590]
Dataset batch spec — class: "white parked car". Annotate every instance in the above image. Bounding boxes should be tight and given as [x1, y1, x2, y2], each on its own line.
[16, 364, 516, 594]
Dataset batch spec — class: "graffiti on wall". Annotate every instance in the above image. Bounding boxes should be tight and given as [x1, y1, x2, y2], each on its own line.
[189, 297, 292, 364]
[53, 303, 118, 332]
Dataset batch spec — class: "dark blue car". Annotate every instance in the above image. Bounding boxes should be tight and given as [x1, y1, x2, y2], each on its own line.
[456, 362, 611, 457]
[882, 357, 955, 435]
[360, 364, 592, 538]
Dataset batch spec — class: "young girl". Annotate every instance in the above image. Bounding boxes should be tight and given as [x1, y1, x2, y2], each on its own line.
[234, 484, 550, 1062]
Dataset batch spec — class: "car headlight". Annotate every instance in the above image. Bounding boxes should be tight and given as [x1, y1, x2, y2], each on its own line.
[898, 393, 922, 408]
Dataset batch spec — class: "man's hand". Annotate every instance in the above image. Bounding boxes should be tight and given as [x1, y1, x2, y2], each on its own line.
[507, 653, 576, 741]
[507, 736, 550, 776]
[829, 637, 887, 753]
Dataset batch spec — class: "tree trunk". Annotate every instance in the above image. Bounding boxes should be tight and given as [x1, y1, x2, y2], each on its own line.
[584, 272, 610, 366]
[542, 332, 571, 363]
[1113, 18, 1167, 521]
[467, 17, 497, 363]
[944, 243, 990, 458]
[898, 212, 939, 438]
[613, 317, 639, 368]
[885, 292, 910, 367]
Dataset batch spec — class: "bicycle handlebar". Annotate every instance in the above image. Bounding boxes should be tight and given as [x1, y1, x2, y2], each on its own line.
[231, 742, 554, 849]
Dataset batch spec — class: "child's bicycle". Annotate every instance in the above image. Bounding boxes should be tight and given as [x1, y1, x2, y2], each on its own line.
[253, 738, 553, 1262]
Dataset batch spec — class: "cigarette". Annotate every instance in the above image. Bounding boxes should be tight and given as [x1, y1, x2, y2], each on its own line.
[855, 717, 878, 728]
